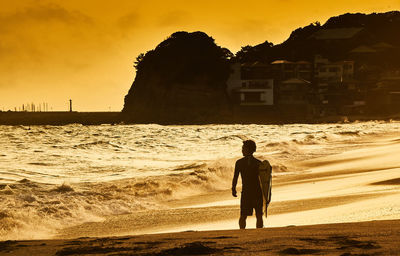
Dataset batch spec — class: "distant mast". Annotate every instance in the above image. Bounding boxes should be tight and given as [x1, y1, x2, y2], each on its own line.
[69, 99, 72, 112]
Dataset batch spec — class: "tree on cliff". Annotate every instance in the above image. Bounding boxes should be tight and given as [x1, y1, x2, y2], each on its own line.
[235, 11, 400, 63]
[123, 31, 232, 123]
[235, 41, 274, 63]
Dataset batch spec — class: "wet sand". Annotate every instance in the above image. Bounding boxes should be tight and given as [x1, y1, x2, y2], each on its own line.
[2, 220, 400, 255]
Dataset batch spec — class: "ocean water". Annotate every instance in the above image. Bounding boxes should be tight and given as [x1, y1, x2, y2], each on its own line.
[1, 121, 399, 240]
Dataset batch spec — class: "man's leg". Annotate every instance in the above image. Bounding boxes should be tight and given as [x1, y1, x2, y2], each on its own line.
[255, 197, 264, 228]
[239, 194, 248, 229]
[256, 213, 263, 228]
[239, 215, 247, 229]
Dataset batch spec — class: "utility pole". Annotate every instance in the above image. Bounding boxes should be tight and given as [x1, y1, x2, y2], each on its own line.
[69, 99, 72, 112]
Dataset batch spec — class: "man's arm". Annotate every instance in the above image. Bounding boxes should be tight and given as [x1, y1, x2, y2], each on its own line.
[232, 161, 240, 197]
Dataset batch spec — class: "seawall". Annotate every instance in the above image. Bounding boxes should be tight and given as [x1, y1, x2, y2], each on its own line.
[1, 111, 399, 125]
[0, 112, 122, 125]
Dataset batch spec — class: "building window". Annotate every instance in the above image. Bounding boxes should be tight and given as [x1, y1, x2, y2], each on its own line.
[243, 92, 262, 102]
[344, 64, 352, 70]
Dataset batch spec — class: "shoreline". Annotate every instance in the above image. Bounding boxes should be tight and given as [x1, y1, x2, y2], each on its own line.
[53, 168, 400, 239]
[2, 219, 400, 255]
[1, 111, 400, 125]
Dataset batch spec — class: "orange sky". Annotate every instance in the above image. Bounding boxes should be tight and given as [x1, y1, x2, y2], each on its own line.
[1, 0, 399, 111]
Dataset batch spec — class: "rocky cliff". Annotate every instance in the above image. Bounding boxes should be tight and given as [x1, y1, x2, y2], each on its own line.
[122, 31, 232, 123]
[122, 12, 400, 124]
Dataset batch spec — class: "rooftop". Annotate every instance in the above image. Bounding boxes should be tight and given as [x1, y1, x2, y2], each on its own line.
[372, 42, 395, 50]
[350, 45, 377, 53]
[282, 78, 311, 84]
[271, 60, 294, 65]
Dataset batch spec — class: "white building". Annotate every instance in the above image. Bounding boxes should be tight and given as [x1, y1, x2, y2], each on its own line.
[238, 79, 274, 106]
[227, 62, 274, 106]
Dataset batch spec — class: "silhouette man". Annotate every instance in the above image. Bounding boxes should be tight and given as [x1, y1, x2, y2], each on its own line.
[232, 140, 263, 229]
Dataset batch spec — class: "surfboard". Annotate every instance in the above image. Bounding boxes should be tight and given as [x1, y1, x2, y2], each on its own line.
[259, 160, 272, 217]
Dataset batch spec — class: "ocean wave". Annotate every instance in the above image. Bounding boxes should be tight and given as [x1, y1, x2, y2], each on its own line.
[271, 164, 289, 173]
[172, 163, 207, 171]
[0, 179, 147, 240]
[265, 141, 289, 147]
[336, 131, 361, 136]
[0, 157, 291, 240]
[28, 162, 54, 166]
[72, 140, 123, 150]
[0, 160, 235, 240]
[51, 183, 74, 193]
[265, 135, 323, 148]
[210, 134, 249, 141]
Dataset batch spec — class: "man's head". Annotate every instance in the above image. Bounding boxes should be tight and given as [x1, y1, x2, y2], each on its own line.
[242, 140, 256, 156]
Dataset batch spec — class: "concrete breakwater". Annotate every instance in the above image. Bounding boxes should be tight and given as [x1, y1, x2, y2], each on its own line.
[1, 111, 400, 125]
[0, 112, 122, 125]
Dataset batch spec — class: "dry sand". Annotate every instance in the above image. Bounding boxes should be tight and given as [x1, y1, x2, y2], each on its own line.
[2, 135, 400, 255]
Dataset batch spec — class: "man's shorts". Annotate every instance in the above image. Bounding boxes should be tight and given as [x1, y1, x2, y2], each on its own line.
[240, 192, 263, 216]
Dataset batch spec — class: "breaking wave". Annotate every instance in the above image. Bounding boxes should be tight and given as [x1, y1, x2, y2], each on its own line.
[0, 159, 237, 240]
[73, 140, 123, 150]
[336, 131, 361, 136]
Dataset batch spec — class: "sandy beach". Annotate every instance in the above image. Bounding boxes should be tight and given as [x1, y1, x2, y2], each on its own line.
[1, 219, 399, 255]
[1, 129, 399, 255]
